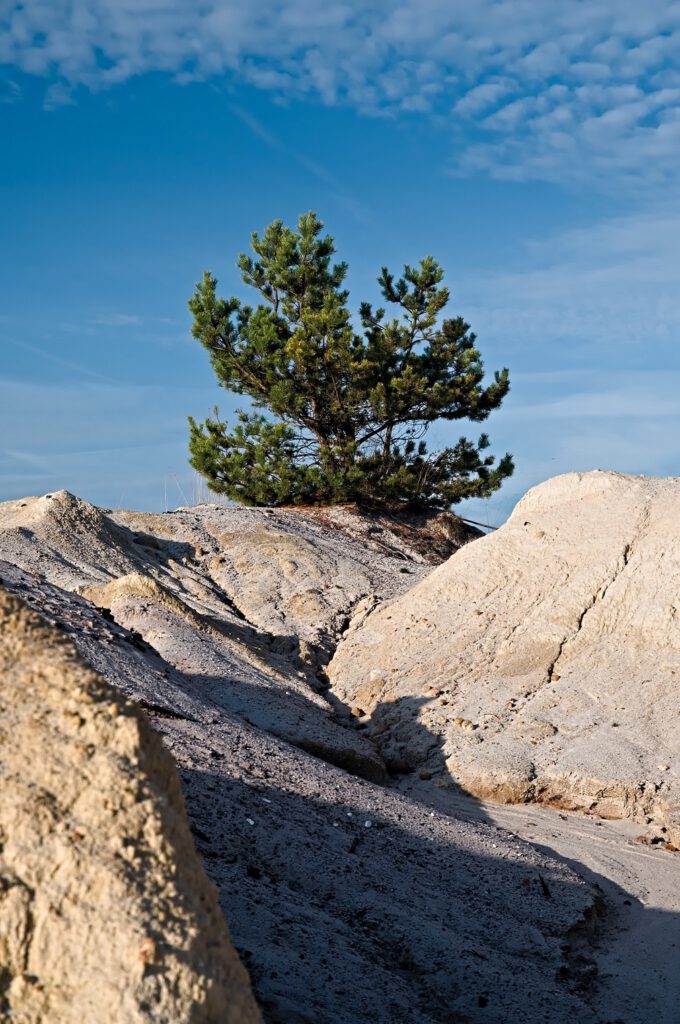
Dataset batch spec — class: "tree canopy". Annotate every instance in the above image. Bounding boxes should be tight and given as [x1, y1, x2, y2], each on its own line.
[188, 212, 513, 509]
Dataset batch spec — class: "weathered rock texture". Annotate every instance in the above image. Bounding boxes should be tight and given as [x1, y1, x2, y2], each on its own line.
[0, 492, 476, 785]
[330, 471, 680, 840]
[0, 586, 260, 1024]
[0, 501, 604, 1024]
[0, 492, 473, 648]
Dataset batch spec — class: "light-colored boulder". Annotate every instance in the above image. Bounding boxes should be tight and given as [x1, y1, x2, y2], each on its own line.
[0, 586, 260, 1024]
[329, 471, 680, 839]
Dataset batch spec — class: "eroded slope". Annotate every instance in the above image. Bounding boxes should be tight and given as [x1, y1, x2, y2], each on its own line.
[0, 586, 260, 1024]
[0, 492, 478, 784]
[0, 565, 601, 1024]
[329, 471, 680, 839]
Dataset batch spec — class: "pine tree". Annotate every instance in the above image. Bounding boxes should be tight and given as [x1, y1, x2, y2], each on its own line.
[188, 212, 513, 509]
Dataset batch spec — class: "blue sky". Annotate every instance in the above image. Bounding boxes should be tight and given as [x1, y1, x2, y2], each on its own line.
[2, 2, 679, 523]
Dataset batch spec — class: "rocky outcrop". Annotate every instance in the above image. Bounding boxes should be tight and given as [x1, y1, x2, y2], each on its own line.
[329, 471, 680, 840]
[0, 547, 602, 1023]
[0, 492, 476, 785]
[0, 586, 260, 1023]
[0, 492, 476, 651]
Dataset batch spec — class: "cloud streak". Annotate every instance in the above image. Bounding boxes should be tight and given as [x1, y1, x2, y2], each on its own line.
[2, 1, 680, 186]
[4, 337, 118, 383]
[456, 205, 680, 359]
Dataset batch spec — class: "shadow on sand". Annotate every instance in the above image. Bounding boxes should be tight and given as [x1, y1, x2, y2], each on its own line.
[157, 686, 679, 1024]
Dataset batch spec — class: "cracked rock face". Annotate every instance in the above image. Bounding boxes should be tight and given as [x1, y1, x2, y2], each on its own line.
[329, 471, 680, 840]
[0, 587, 260, 1024]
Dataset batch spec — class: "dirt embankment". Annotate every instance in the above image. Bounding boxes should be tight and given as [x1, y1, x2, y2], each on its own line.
[0, 586, 260, 1024]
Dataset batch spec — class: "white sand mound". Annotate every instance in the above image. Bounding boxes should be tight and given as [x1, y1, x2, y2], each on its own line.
[3, 481, 678, 1020]
[0, 491, 456, 778]
[0, 490, 140, 586]
[329, 471, 680, 839]
[0, 495, 475, 784]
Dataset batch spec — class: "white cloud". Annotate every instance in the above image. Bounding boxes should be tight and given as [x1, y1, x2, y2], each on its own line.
[453, 79, 515, 116]
[0, 77, 20, 103]
[2, 1, 680, 186]
[43, 80, 76, 108]
[502, 379, 680, 421]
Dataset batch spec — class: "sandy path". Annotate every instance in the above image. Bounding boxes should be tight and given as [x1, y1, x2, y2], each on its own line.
[399, 779, 680, 1024]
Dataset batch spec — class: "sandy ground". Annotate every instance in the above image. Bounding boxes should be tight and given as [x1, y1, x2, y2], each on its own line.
[399, 777, 680, 1024]
[1, 488, 678, 1022]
